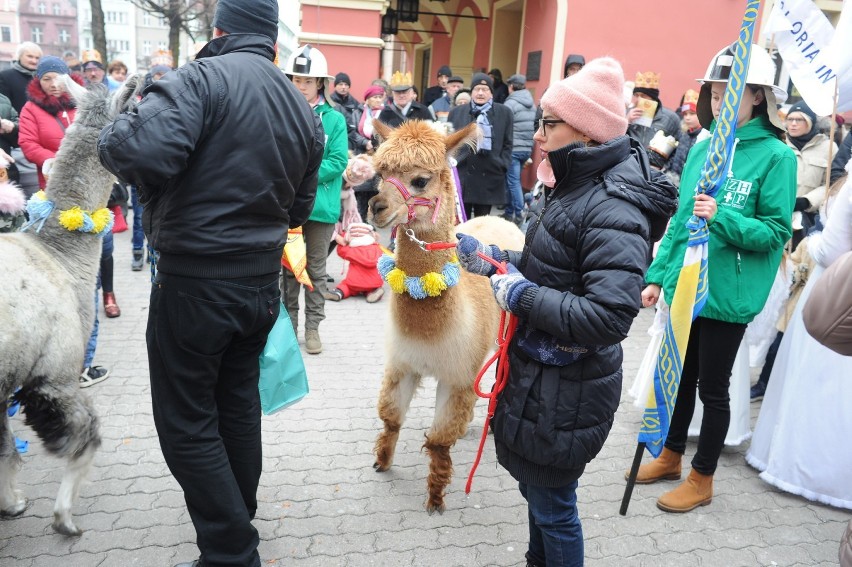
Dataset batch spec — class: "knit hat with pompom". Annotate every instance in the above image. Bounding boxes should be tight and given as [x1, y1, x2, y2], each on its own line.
[540, 56, 628, 143]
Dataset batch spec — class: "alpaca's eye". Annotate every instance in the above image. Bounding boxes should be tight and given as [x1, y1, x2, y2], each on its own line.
[411, 177, 430, 190]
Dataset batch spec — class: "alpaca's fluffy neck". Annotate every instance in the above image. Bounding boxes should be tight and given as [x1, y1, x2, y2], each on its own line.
[32, 123, 114, 287]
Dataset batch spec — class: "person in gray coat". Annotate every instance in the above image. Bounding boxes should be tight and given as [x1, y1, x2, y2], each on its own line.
[448, 72, 514, 219]
[502, 74, 535, 224]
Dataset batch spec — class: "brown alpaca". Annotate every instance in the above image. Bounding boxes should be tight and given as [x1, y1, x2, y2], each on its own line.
[368, 119, 524, 513]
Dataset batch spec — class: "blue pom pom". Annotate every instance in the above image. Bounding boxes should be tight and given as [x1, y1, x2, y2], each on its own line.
[81, 213, 95, 233]
[377, 254, 395, 278]
[442, 262, 461, 287]
[406, 276, 427, 299]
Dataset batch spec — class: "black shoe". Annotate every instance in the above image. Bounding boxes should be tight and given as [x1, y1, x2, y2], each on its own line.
[174, 561, 199, 567]
[750, 381, 767, 401]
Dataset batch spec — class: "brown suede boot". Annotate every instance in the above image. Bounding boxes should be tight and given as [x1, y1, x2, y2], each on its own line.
[656, 469, 713, 513]
[625, 447, 682, 484]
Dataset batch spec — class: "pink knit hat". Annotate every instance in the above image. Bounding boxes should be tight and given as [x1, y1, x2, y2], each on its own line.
[540, 56, 628, 143]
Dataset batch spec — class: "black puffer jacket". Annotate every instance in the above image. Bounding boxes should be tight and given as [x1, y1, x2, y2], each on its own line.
[98, 34, 324, 279]
[493, 136, 678, 487]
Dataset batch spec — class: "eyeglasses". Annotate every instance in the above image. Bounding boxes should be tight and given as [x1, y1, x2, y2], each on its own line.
[785, 117, 807, 124]
[538, 118, 565, 134]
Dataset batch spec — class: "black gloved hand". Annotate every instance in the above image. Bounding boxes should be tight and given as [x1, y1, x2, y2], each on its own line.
[794, 197, 810, 212]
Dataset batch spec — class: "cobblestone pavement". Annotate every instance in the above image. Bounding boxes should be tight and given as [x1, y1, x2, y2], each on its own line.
[2, 229, 849, 567]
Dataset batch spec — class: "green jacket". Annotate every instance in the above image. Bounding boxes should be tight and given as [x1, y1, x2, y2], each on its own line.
[309, 98, 348, 224]
[646, 115, 797, 324]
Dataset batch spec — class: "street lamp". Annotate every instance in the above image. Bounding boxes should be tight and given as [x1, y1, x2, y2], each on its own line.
[397, 0, 419, 23]
[381, 8, 399, 35]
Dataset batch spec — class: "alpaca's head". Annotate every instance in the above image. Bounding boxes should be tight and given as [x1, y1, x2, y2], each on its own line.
[62, 73, 146, 129]
[369, 120, 478, 231]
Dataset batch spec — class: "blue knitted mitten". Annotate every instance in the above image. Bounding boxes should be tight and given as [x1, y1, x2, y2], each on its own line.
[456, 232, 503, 276]
[490, 264, 538, 313]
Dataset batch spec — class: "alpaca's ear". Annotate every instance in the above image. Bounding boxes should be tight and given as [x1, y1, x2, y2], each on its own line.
[445, 122, 479, 157]
[110, 72, 146, 117]
[61, 75, 88, 105]
[372, 119, 393, 143]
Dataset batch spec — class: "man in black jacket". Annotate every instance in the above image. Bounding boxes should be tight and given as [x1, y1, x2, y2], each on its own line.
[0, 41, 41, 113]
[330, 72, 361, 151]
[97, 1, 324, 566]
[423, 64, 452, 107]
[831, 130, 852, 185]
[378, 70, 432, 127]
[448, 72, 514, 219]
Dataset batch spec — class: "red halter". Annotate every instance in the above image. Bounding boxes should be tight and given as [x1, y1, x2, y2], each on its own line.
[385, 176, 442, 229]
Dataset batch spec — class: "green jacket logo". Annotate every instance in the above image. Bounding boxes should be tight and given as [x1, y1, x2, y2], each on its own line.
[720, 178, 753, 210]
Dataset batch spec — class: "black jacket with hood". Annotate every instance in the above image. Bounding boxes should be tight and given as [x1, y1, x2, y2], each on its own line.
[493, 136, 678, 487]
[98, 34, 324, 279]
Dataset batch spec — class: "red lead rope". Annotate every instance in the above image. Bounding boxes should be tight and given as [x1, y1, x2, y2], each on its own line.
[465, 254, 518, 494]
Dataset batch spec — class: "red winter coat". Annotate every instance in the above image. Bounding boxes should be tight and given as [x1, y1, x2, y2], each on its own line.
[18, 75, 83, 188]
[337, 243, 383, 291]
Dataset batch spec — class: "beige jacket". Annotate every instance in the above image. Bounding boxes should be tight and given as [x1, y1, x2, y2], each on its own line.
[787, 133, 836, 212]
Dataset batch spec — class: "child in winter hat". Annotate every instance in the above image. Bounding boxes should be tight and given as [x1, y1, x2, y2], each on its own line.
[537, 56, 628, 186]
[325, 222, 385, 303]
[540, 56, 628, 144]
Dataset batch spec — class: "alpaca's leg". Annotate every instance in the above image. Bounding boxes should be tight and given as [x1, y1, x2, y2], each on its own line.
[374, 366, 420, 472]
[17, 377, 101, 536]
[423, 381, 478, 514]
[0, 411, 27, 517]
[52, 443, 97, 536]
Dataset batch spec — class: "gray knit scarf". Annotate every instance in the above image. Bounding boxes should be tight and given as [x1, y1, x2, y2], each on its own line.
[12, 61, 36, 77]
[471, 100, 493, 151]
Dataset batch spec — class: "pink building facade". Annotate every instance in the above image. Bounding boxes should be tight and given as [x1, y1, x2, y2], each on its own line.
[19, 0, 78, 59]
[0, 2, 19, 67]
[299, 0, 769, 111]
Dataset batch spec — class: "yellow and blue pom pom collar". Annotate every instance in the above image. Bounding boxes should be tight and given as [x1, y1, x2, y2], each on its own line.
[377, 254, 460, 299]
[21, 190, 114, 236]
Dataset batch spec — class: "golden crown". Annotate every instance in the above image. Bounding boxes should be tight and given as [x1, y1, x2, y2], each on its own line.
[150, 49, 174, 67]
[634, 71, 660, 90]
[389, 70, 413, 89]
[81, 49, 103, 65]
[683, 89, 699, 104]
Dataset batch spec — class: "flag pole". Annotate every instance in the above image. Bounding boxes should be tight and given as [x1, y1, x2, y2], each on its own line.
[825, 77, 840, 192]
[620, 442, 645, 515]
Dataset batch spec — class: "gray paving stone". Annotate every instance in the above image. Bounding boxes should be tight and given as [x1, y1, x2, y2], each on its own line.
[2, 229, 848, 566]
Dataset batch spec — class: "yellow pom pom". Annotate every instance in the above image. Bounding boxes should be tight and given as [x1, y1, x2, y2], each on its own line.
[421, 272, 447, 297]
[387, 268, 406, 294]
[34, 190, 47, 201]
[58, 207, 85, 231]
[90, 208, 111, 233]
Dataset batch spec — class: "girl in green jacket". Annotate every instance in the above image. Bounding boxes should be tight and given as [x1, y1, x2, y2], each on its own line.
[634, 44, 797, 513]
[283, 45, 348, 355]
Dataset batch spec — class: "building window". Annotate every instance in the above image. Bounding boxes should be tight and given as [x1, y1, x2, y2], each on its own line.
[157, 41, 167, 51]
[31, 26, 43, 43]
[0, 26, 11, 43]
[58, 28, 69, 43]
[143, 13, 150, 26]
[143, 40, 151, 55]
[85, 37, 91, 49]
[37, 2, 45, 14]
[158, 17, 166, 27]
[52, 3, 60, 15]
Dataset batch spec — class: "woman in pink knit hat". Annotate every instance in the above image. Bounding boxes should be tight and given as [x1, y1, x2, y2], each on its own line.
[456, 57, 678, 566]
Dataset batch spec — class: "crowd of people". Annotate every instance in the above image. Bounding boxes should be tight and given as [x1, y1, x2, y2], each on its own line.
[2, 0, 851, 564]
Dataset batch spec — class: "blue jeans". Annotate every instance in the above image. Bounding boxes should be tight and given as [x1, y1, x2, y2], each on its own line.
[519, 480, 584, 567]
[84, 233, 112, 368]
[130, 186, 144, 251]
[505, 151, 530, 218]
[84, 289, 100, 368]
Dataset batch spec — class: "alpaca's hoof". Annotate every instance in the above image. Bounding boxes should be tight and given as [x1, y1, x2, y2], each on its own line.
[52, 513, 82, 537]
[425, 499, 445, 515]
[0, 491, 28, 517]
[373, 460, 390, 472]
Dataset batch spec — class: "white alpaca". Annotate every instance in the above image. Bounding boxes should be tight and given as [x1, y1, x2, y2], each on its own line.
[368, 119, 525, 513]
[0, 75, 145, 535]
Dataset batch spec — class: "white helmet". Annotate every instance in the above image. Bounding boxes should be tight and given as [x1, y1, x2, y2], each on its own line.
[696, 43, 787, 130]
[284, 44, 334, 80]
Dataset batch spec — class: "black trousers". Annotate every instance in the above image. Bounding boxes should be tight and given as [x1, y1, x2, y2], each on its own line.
[464, 203, 492, 219]
[148, 272, 279, 567]
[664, 316, 747, 475]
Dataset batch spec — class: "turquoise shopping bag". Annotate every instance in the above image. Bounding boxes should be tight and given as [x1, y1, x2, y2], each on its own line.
[258, 303, 308, 415]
